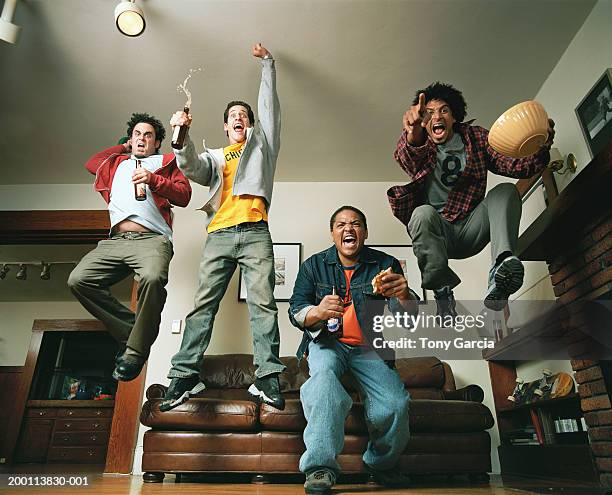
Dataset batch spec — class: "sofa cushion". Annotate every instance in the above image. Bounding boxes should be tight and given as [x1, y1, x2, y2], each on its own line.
[259, 398, 493, 434]
[198, 354, 449, 394]
[141, 398, 259, 431]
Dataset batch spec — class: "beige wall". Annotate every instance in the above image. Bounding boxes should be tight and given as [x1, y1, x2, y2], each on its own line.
[0, 302, 91, 366]
[534, 0, 612, 194]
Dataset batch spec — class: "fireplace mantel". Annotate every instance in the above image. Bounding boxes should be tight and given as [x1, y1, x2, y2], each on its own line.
[518, 141, 612, 262]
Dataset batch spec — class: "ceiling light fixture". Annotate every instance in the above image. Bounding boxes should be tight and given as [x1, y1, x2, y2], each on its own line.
[115, 0, 145, 37]
[0, 0, 21, 45]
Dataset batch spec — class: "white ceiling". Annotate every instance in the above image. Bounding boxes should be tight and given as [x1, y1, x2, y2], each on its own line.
[0, 0, 597, 185]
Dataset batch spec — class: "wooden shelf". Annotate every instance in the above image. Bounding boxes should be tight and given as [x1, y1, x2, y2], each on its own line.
[517, 140, 612, 262]
[28, 400, 115, 408]
[499, 444, 597, 481]
[497, 393, 579, 415]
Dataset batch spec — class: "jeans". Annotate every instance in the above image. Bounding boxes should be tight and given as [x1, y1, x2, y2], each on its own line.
[408, 182, 521, 290]
[168, 221, 285, 379]
[68, 232, 172, 358]
[299, 337, 410, 476]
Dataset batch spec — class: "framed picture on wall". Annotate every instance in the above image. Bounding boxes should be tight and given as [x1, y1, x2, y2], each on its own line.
[238, 243, 302, 302]
[367, 244, 427, 302]
[576, 68, 612, 158]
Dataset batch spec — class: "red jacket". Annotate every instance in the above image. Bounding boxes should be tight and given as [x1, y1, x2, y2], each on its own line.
[85, 145, 192, 229]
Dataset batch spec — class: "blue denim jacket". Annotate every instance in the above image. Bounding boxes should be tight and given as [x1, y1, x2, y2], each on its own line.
[288, 245, 417, 359]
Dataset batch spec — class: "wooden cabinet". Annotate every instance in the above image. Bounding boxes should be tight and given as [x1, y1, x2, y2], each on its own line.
[487, 360, 597, 481]
[15, 401, 114, 464]
[14, 417, 54, 463]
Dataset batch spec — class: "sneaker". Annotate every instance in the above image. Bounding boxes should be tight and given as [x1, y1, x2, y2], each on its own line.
[304, 469, 335, 494]
[248, 374, 285, 410]
[365, 464, 411, 487]
[484, 255, 524, 311]
[434, 286, 457, 324]
[159, 376, 206, 412]
[112, 356, 145, 382]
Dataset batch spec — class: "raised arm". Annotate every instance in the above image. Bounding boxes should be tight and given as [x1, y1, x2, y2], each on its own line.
[252, 43, 281, 158]
[486, 120, 555, 178]
[169, 111, 216, 186]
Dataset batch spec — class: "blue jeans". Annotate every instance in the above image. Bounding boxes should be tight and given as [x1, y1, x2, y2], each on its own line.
[168, 221, 285, 379]
[299, 337, 410, 476]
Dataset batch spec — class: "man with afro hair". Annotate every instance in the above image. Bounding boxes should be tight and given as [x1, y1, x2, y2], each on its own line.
[69, 112, 191, 382]
[388, 82, 555, 316]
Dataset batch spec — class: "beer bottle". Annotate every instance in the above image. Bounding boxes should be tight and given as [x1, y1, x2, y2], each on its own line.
[134, 159, 146, 201]
[327, 286, 343, 337]
[171, 106, 190, 149]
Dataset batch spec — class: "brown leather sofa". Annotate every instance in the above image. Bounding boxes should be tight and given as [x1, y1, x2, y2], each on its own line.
[140, 354, 494, 483]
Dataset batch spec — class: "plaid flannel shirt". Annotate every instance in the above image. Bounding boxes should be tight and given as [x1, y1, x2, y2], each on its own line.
[387, 123, 550, 225]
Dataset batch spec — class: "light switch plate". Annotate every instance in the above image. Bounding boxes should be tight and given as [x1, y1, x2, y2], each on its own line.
[171, 319, 182, 334]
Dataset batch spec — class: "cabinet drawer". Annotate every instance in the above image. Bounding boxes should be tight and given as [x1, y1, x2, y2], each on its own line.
[57, 408, 113, 418]
[47, 446, 107, 463]
[52, 431, 110, 446]
[54, 419, 112, 432]
[26, 408, 57, 418]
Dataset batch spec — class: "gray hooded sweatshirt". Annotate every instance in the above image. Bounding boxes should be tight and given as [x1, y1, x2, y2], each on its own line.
[174, 58, 280, 227]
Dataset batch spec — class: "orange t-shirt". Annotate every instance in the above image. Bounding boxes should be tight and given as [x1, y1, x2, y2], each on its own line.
[338, 268, 365, 346]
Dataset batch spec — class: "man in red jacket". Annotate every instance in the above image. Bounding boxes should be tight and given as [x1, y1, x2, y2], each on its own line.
[68, 113, 191, 381]
[388, 83, 554, 316]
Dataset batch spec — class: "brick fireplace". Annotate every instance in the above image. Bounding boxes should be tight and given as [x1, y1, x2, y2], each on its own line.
[548, 211, 612, 485]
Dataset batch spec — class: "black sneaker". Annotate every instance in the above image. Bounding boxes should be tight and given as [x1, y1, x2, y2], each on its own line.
[484, 255, 524, 311]
[304, 469, 335, 494]
[434, 286, 457, 325]
[159, 376, 206, 412]
[248, 374, 285, 410]
[112, 356, 145, 382]
[365, 464, 411, 487]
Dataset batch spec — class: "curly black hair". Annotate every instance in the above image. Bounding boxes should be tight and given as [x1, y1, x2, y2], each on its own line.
[412, 82, 467, 123]
[126, 113, 166, 151]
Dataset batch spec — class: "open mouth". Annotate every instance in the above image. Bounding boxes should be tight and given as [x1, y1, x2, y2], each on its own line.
[233, 123, 244, 131]
[343, 234, 357, 247]
[432, 122, 446, 138]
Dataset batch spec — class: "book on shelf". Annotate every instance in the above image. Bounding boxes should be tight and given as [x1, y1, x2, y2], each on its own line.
[529, 408, 545, 445]
[537, 408, 557, 444]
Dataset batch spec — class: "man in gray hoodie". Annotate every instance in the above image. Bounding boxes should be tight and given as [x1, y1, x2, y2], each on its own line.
[160, 43, 286, 412]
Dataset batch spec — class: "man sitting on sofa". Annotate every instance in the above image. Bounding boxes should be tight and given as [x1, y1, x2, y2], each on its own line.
[288, 206, 417, 494]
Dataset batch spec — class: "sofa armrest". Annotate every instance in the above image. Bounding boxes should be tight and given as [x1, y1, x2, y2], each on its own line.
[146, 383, 168, 400]
[442, 384, 484, 403]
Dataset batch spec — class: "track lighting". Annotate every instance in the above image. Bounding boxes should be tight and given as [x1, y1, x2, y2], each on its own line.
[0, 261, 76, 281]
[115, 0, 145, 37]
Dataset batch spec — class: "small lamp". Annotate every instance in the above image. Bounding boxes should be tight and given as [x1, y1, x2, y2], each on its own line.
[548, 148, 577, 175]
[16, 263, 27, 281]
[40, 262, 51, 280]
[115, 1, 145, 37]
[0, 264, 9, 280]
[0, 0, 21, 45]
